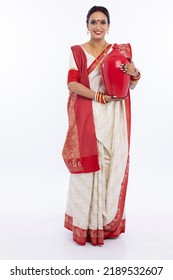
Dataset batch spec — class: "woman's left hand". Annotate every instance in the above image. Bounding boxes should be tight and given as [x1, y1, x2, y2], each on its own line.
[120, 61, 138, 77]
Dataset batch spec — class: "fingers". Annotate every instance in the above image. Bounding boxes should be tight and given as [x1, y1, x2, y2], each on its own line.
[105, 95, 126, 102]
[111, 95, 128, 101]
[120, 62, 136, 74]
[120, 64, 127, 73]
[111, 96, 122, 102]
[104, 95, 112, 102]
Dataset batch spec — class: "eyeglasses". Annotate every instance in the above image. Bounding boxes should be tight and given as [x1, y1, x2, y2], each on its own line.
[89, 20, 107, 25]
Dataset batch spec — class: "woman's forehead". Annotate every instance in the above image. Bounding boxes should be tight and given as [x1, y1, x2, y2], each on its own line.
[89, 11, 107, 20]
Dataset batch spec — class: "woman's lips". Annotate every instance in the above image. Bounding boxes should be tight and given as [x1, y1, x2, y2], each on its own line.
[94, 31, 102, 35]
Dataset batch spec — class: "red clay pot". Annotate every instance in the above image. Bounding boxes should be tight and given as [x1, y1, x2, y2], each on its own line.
[101, 44, 130, 98]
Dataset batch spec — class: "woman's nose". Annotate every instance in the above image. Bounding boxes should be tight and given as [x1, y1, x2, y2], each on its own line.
[96, 22, 101, 28]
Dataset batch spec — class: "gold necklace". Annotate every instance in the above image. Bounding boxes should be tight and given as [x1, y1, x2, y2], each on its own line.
[89, 41, 107, 70]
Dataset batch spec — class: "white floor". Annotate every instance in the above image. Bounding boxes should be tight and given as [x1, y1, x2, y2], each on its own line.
[0, 213, 172, 260]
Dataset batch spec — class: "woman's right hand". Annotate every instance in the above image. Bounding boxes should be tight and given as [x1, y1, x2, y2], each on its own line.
[104, 95, 125, 102]
[104, 95, 112, 102]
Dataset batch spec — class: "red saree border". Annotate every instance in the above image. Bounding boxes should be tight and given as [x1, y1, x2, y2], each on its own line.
[64, 154, 99, 174]
[87, 44, 112, 75]
[125, 95, 131, 149]
[65, 214, 125, 246]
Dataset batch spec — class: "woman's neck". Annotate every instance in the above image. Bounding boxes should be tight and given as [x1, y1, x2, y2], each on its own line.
[89, 38, 107, 48]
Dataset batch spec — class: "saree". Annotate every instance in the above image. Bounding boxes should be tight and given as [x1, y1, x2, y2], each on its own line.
[63, 44, 132, 245]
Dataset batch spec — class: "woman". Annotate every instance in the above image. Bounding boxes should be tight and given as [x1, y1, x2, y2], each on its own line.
[62, 6, 140, 245]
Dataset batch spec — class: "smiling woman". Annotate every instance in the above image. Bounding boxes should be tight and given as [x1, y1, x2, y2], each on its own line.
[62, 5, 141, 246]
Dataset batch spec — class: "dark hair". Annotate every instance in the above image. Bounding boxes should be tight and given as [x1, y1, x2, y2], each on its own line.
[86, 6, 110, 24]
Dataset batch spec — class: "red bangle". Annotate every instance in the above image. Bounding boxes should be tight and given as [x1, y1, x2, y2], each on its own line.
[95, 91, 106, 104]
[130, 70, 141, 82]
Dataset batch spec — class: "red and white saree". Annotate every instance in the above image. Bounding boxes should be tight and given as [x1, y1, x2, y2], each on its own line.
[62, 44, 131, 245]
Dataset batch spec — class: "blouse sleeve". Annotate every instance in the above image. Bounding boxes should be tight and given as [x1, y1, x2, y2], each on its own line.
[67, 50, 80, 83]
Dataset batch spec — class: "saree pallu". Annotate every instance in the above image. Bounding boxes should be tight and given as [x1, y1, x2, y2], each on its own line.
[64, 44, 131, 245]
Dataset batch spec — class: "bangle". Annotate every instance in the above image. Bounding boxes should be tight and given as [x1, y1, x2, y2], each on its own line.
[94, 92, 97, 101]
[130, 80, 138, 84]
[130, 70, 141, 82]
[95, 91, 106, 104]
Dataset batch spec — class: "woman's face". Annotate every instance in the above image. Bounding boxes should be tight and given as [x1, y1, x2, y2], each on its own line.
[87, 11, 109, 40]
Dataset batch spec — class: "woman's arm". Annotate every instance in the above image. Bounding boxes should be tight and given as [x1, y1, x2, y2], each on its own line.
[129, 79, 139, 90]
[68, 81, 112, 103]
[68, 81, 95, 99]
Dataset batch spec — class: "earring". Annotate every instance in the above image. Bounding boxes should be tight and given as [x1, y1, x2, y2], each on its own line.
[87, 30, 89, 35]
[107, 30, 109, 35]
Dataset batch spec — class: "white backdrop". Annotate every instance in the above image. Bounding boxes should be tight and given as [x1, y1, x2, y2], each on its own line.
[0, 0, 173, 260]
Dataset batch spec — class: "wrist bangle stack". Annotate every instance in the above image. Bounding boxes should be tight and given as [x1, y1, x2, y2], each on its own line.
[130, 70, 141, 83]
[95, 91, 106, 104]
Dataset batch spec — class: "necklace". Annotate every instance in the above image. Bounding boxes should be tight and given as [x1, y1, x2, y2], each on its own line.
[89, 41, 107, 71]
